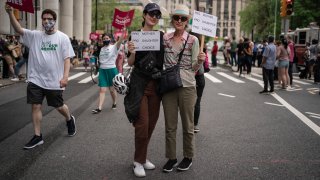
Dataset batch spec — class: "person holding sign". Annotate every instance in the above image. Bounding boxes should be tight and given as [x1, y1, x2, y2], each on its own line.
[91, 31, 125, 114]
[5, 5, 76, 149]
[161, 4, 206, 172]
[124, 3, 164, 178]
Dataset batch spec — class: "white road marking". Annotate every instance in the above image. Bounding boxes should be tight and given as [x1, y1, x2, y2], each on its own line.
[251, 73, 311, 85]
[264, 102, 284, 107]
[79, 75, 97, 83]
[310, 115, 320, 120]
[204, 73, 222, 83]
[68, 72, 86, 81]
[243, 77, 320, 136]
[217, 72, 245, 83]
[218, 93, 235, 98]
[270, 93, 320, 136]
[306, 112, 320, 116]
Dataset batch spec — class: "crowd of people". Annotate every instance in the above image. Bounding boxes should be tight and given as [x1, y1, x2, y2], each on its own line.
[2, 1, 320, 179]
[212, 34, 320, 94]
[3, 2, 208, 178]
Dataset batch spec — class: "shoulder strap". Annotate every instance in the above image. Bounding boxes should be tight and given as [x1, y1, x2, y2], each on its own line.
[178, 33, 190, 64]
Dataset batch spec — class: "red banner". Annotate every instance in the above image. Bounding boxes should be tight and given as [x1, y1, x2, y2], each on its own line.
[112, 9, 135, 29]
[89, 32, 100, 40]
[6, 0, 34, 14]
[113, 29, 128, 40]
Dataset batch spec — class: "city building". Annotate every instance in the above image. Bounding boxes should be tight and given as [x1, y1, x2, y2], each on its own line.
[0, 0, 92, 41]
[198, 0, 248, 39]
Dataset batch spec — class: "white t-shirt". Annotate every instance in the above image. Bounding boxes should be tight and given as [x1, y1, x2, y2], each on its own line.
[99, 44, 119, 69]
[21, 29, 75, 90]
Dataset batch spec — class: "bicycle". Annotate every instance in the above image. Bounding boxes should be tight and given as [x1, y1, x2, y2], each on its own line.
[90, 56, 99, 84]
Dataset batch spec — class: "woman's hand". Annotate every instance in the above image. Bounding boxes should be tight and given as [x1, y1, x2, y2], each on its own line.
[127, 41, 136, 54]
[5, 4, 13, 14]
[197, 52, 206, 65]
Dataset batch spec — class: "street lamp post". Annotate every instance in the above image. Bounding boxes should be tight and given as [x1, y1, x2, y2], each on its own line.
[95, 0, 98, 31]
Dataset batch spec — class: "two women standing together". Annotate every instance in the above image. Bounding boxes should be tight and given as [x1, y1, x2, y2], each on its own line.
[124, 3, 205, 178]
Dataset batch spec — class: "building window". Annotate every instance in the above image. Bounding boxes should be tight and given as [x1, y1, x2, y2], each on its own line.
[217, 28, 220, 37]
[217, 0, 221, 20]
[224, 0, 229, 20]
[230, 29, 236, 37]
[231, 0, 236, 20]
[223, 28, 228, 37]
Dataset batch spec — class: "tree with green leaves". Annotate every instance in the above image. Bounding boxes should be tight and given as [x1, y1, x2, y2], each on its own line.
[239, 0, 320, 41]
[92, 0, 143, 34]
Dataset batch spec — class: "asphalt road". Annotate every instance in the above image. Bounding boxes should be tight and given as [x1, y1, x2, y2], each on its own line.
[0, 64, 319, 179]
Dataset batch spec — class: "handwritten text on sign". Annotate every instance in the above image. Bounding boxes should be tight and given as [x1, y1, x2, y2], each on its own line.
[131, 31, 160, 51]
[191, 10, 217, 37]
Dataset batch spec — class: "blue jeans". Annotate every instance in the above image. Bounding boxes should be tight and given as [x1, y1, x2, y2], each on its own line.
[230, 51, 237, 66]
[14, 57, 27, 76]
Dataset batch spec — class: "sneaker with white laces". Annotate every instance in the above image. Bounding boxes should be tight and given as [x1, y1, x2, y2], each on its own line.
[143, 159, 155, 170]
[133, 162, 146, 177]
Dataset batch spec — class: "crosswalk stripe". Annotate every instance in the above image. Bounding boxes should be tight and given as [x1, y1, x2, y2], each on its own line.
[79, 75, 96, 83]
[251, 73, 311, 85]
[68, 72, 86, 81]
[217, 72, 245, 83]
[204, 73, 222, 83]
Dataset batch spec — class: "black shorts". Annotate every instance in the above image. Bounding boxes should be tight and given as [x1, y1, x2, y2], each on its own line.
[27, 82, 64, 108]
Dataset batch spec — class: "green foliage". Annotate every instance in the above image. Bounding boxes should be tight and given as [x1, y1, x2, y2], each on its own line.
[239, 0, 279, 41]
[239, 0, 320, 41]
[290, 0, 320, 29]
[91, 0, 143, 33]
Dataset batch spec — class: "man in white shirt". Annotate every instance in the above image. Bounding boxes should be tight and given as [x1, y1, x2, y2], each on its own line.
[5, 5, 76, 149]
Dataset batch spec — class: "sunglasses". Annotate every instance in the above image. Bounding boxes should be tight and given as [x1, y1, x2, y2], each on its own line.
[147, 11, 161, 19]
[172, 15, 188, 22]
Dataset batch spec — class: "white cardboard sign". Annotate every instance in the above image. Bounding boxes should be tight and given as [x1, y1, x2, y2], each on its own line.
[191, 10, 217, 37]
[131, 31, 160, 51]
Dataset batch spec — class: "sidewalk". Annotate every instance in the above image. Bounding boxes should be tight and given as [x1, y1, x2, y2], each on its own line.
[0, 77, 20, 88]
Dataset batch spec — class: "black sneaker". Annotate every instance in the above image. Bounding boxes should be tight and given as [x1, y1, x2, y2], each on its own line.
[177, 157, 192, 171]
[92, 108, 101, 114]
[268, 90, 274, 94]
[259, 90, 269, 94]
[162, 159, 178, 172]
[112, 104, 117, 109]
[66, 115, 76, 136]
[24, 134, 44, 149]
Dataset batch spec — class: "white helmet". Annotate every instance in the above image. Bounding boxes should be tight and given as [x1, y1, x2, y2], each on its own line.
[113, 73, 129, 95]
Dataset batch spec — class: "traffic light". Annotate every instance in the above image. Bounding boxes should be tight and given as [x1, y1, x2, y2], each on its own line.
[280, 0, 287, 18]
[286, 0, 294, 16]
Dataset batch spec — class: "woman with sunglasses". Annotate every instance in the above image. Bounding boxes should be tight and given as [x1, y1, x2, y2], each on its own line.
[125, 3, 164, 178]
[162, 4, 206, 172]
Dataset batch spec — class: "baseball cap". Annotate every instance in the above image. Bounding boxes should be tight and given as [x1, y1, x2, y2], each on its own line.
[144, 3, 161, 13]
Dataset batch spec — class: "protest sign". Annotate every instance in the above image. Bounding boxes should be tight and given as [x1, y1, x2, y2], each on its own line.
[131, 31, 160, 51]
[112, 9, 135, 29]
[6, 0, 34, 13]
[191, 10, 217, 37]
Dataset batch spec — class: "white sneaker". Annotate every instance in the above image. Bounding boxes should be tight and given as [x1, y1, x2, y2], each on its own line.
[11, 77, 19, 82]
[133, 162, 146, 177]
[143, 159, 155, 170]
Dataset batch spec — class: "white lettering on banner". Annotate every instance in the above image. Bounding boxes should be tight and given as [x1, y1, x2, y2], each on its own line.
[131, 31, 160, 51]
[191, 10, 217, 37]
[7, 0, 23, 5]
